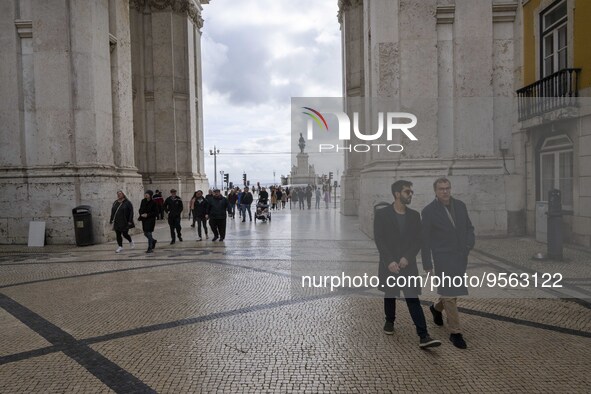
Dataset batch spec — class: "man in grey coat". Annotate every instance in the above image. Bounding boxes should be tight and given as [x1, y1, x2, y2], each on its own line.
[421, 177, 475, 349]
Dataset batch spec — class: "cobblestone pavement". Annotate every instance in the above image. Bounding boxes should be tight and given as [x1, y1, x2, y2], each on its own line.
[1, 207, 590, 393]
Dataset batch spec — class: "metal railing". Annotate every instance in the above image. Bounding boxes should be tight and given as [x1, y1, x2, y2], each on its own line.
[516, 68, 581, 121]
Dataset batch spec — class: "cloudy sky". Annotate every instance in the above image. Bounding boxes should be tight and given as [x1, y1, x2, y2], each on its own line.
[201, 0, 343, 187]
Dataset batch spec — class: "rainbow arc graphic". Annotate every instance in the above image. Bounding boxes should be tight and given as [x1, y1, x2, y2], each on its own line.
[302, 107, 329, 131]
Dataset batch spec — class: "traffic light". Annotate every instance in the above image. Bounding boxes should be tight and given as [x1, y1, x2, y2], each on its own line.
[229, 182, 233, 189]
[224, 173, 229, 184]
[243, 173, 247, 185]
[329, 171, 333, 180]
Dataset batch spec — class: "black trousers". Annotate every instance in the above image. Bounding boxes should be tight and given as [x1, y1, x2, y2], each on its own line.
[168, 215, 182, 240]
[384, 296, 428, 338]
[196, 217, 208, 237]
[115, 230, 132, 247]
[209, 218, 226, 239]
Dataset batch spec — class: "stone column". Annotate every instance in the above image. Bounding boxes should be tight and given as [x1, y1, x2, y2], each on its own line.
[0, 0, 143, 244]
[356, 0, 440, 236]
[130, 0, 208, 204]
[338, 0, 364, 216]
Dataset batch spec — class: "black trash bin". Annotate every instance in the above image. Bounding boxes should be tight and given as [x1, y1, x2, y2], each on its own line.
[72, 205, 94, 246]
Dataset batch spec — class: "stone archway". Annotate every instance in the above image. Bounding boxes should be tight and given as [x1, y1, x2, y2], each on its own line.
[0, 0, 209, 244]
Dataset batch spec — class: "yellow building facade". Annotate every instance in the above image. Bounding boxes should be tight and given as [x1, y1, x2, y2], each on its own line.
[517, 0, 591, 246]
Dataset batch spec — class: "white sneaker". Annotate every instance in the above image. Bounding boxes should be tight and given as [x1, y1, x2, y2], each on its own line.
[116, 246, 123, 253]
[130, 240, 135, 249]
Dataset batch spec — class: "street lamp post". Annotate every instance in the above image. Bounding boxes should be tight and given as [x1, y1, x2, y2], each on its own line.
[209, 146, 220, 188]
[220, 170, 224, 192]
[273, 170, 276, 185]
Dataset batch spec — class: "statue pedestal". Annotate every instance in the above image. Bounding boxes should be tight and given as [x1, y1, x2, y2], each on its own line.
[290, 153, 317, 185]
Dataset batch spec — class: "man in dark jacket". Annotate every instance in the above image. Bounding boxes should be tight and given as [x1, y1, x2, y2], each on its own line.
[374, 180, 441, 349]
[240, 187, 253, 222]
[258, 187, 269, 204]
[207, 189, 229, 241]
[227, 189, 238, 218]
[421, 177, 475, 349]
[139, 190, 159, 253]
[164, 189, 183, 244]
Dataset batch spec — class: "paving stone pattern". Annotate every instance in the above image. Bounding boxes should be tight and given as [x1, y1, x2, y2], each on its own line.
[0, 209, 590, 393]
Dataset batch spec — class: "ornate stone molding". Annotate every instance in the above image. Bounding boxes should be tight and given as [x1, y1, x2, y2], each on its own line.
[436, 5, 455, 25]
[337, 0, 362, 24]
[14, 20, 33, 38]
[130, 0, 204, 29]
[492, 2, 518, 23]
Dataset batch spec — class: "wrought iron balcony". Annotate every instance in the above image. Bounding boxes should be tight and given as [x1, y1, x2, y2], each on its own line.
[516, 68, 581, 121]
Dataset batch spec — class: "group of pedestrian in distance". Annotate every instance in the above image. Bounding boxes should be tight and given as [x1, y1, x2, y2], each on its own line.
[108, 182, 332, 255]
[109, 189, 186, 254]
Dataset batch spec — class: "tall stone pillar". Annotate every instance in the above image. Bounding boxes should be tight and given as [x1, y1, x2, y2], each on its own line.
[130, 0, 208, 203]
[0, 0, 143, 244]
[338, 0, 364, 215]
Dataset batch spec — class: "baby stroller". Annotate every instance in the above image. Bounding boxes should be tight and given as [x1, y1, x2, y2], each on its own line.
[254, 198, 271, 223]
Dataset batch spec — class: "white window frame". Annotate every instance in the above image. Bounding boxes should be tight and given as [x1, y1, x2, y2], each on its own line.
[539, 135, 573, 209]
[541, 0, 568, 77]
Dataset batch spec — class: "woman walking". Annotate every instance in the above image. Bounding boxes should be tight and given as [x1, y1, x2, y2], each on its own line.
[109, 190, 135, 253]
[227, 189, 238, 218]
[189, 191, 198, 227]
[271, 188, 278, 210]
[139, 190, 159, 253]
[193, 190, 209, 240]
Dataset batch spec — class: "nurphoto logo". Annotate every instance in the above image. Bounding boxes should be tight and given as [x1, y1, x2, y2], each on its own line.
[301, 107, 418, 153]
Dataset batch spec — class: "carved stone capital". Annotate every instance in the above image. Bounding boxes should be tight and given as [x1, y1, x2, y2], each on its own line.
[338, 0, 362, 24]
[130, 0, 204, 30]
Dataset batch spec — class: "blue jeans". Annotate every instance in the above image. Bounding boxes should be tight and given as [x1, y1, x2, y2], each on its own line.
[144, 231, 154, 249]
[384, 296, 429, 338]
[241, 204, 252, 221]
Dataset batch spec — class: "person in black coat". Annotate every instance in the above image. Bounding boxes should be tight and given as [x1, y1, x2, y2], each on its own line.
[421, 177, 475, 349]
[139, 190, 159, 253]
[206, 189, 229, 241]
[192, 190, 209, 240]
[164, 189, 183, 244]
[374, 180, 441, 349]
[258, 187, 269, 204]
[109, 190, 135, 253]
[240, 187, 253, 222]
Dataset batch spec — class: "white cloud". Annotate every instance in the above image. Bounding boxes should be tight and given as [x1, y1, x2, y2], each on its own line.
[201, 0, 342, 186]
